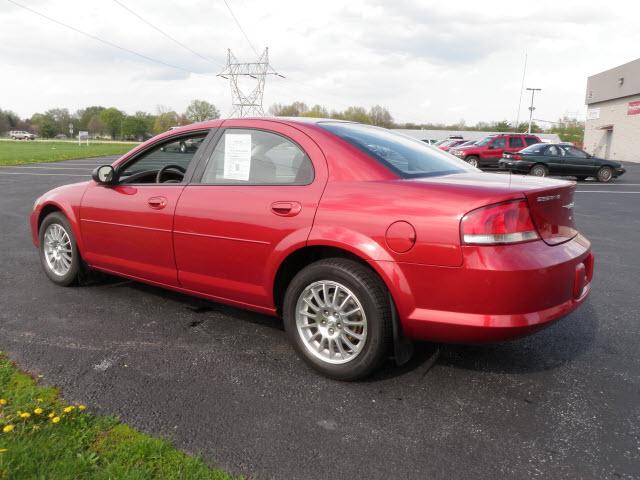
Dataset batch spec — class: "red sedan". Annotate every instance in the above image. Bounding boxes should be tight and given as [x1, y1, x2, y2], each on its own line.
[31, 118, 593, 380]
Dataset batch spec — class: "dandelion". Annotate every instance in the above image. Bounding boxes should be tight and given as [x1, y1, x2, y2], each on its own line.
[78, 405, 87, 411]
[63, 406, 75, 413]
[2, 425, 14, 433]
[19, 412, 31, 419]
[48, 412, 55, 418]
[51, 416, 61, 424]
[34, 408, 43, 415]
[36, 398, 43, 402]
[0, 448, 7, 453]
[0, 399, 6, 405]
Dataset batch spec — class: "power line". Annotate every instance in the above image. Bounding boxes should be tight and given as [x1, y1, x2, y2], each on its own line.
[6, 0, 200, 75]
[111, 0, 223, 67]
[220, 0, 260, 57]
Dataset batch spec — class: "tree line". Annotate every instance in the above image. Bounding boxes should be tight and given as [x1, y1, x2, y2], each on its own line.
[1, 99, 584, 143]
[0, 99, 220, 141]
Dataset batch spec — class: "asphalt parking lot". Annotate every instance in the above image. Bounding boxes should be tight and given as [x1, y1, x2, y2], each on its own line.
[0, 157, 638, 480]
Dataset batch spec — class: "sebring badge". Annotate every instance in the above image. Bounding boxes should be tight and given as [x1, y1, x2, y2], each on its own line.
[537, 194, 561, 203]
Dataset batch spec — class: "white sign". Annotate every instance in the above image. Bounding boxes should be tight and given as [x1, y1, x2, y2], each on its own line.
[587, 108, 600, 120]
[78, 131, 89, 146]
[223, 134, 251, 181]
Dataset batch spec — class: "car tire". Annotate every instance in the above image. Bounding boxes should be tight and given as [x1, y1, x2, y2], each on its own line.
[283, 258, 392, 381]
[39, 212, 81, 287]
[596, 166, 613, 183]
[466, 156, 479, 168]
[530, 164, 548, 177]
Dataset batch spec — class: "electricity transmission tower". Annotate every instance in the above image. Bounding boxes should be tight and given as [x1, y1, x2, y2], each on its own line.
[217, 47, 283, 117]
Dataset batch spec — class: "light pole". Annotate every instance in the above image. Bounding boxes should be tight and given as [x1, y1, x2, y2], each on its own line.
[526, 87, 541, 133]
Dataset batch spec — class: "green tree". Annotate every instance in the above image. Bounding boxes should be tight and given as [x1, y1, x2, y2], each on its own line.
[87, 115, 106, 137]
[300, 104, 329, 118]
[341, 106, 372, 124]
[369, 105, 394, 128]
[269, 101, 309, 117]
[185, 99, 220, 123]
[153, 110, 179, 134]
[77, 106, 105, 131]
[99, 108, 125, 139]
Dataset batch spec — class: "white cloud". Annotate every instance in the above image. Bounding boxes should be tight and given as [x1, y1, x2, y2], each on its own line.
[0, 0, 637, 124]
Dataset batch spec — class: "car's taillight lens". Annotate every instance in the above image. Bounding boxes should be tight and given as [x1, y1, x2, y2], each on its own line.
[461, 199, 540, 245]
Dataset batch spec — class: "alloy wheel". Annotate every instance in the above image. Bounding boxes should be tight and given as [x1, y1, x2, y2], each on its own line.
[295, 280, 368, 365]
[43, 223, 73, 276]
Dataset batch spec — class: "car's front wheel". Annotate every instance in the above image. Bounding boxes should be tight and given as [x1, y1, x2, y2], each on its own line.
[466, 156, 479, 168]
[597, 166, 613, 183]
[39, 212, 81, 286]
[283, 258, 392, 381]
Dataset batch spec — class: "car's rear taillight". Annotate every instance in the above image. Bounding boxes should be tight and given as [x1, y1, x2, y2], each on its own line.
[512, 154, 522, 160]
[461, 199, 540, 245]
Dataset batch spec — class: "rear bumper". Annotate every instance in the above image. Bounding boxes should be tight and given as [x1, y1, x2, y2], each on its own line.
[381, 234, 592, 343]
[499, 159, 533, 173]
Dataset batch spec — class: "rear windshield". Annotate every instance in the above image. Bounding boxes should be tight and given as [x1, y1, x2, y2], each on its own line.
[520, 143, 547, 154]
[319, 122, 475, 177]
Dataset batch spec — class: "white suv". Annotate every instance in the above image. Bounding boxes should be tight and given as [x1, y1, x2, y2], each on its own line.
[9, 130, 36, 140]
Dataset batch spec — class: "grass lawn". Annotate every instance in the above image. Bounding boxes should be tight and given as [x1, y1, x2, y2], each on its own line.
[0, 140, 137, 166]
[0, 354, 234, 479]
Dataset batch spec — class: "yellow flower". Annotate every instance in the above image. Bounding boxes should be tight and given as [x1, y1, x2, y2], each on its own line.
[36, 398, 43, 402]
[48, 412, 55, 418]
[63, 406, 75, 413]
[34, 408, 43, 415]
[19, 412, 31, 419]
[78, 405, 87, 411]
[51, 416, 61, 424]
[2, 425, 14, 433]
[0, 399, 6, 405]
[0, 448, 7, 453]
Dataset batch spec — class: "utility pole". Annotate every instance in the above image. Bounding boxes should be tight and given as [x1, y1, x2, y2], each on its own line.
[217, 47, 284, 117]
[526, 87, 542, 134]
[514, 52, 527, 131]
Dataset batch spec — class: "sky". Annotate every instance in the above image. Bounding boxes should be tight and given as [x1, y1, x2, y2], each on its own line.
[1, 0, 639, 125]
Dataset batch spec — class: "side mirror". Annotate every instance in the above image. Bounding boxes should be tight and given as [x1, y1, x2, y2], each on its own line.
[92, 165, 115, 184]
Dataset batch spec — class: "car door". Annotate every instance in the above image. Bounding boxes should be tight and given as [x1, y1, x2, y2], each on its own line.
[80, 130, 214, 286]
[561, 146, 595, 176]
[173, 120, 328, 310]
[542, 145, 565, 174]
[486, 136, 506, 164]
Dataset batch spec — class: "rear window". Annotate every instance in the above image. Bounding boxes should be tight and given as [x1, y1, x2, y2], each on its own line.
[525, 136, 539, 146]
[319, 122, 476, 177]
[520, 143, 546, 154]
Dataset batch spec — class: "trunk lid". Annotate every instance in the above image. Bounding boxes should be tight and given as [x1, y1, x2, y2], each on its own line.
[524, 184, 577, 245]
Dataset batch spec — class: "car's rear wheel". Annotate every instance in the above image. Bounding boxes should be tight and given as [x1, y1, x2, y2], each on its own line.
[39, 212, 80, 286]
[466, 156, 479, 168]
[597, 166, 613, 183]
[530, 164, 548, 177]
[283, 258, 392, 381]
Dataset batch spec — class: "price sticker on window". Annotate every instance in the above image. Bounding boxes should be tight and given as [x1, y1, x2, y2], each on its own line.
[223, 134, 251, 181]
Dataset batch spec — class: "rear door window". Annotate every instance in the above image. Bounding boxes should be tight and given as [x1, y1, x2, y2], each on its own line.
[508, 137, 524, 148]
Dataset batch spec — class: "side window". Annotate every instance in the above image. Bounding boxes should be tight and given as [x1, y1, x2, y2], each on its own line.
[200, 129, 314, 185]
[491, 137, 506, 148]
[565, 146, 588, 158]
[525, 137, 539, 146]
[119, 133, 208, 183]
[545, 145, 564, 157]
[508, 137, 524, 148]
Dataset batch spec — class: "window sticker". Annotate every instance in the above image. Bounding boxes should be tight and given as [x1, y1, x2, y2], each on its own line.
[223, 134, 251, 180]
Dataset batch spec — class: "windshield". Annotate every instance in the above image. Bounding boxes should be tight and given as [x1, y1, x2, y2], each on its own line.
[520, 143, 547, 154]
[319, 122, 476, 177]
[475, 136, 494, 146]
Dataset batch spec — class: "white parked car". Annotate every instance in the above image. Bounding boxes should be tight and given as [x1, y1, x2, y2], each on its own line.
[9, 130, 36, 140]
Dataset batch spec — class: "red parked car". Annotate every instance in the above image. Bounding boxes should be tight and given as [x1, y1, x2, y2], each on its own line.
[438, 139, 468, 152]
[31, 118, 593, 380]
[451, 133, 541, 169]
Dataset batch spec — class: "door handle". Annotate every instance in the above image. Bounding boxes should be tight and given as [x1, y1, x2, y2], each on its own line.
[271, 201, 302, 217]
[147, 196, 167, 209]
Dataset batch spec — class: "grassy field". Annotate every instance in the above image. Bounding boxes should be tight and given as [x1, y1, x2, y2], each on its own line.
[0, 354, 234, 479]
[0, 140, 137, 166]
